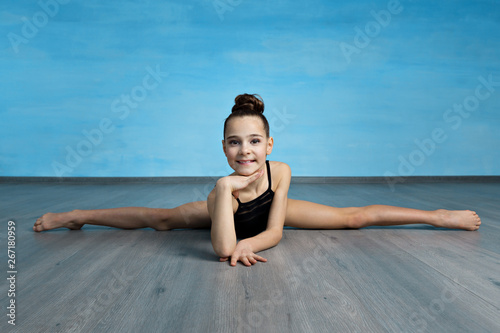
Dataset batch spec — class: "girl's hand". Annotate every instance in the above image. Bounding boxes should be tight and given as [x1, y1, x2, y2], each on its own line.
[218, 169, 264, 200]
[219, 240, 268, 267]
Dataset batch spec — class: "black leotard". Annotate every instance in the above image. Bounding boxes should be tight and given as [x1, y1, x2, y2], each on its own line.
[234, 160, 274, 239]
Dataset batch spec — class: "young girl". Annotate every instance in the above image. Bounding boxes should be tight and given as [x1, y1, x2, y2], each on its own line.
[34, 94, 482, 266]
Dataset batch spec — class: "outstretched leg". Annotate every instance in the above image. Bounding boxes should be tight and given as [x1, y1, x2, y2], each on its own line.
[284, 199, 481, 231]
[33, 201, 211, 232]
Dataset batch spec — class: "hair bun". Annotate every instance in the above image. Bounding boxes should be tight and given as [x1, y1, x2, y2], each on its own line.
[231, 94, 264, 114]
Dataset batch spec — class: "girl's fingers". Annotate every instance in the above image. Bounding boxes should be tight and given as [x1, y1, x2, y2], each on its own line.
[226, 253, 267, 267]
[254, 255, 267, 262]
[237, 170, 264, 189]
[248, 169, 264, 183]
[230, 257, 238, 266]
[241, 257, 251, 266]
[227, 169, 264, 194]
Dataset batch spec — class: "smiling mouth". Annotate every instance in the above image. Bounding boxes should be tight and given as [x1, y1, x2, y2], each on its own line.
[237, 160, 255, 165]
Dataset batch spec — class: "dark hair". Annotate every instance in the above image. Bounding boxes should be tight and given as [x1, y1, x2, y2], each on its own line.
[223, 94, 270, 138]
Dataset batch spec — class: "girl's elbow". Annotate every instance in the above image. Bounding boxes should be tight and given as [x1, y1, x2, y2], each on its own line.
[213, 245, 234, 258]
[271, 229, 283, 244]
[276, 234, 283, 245]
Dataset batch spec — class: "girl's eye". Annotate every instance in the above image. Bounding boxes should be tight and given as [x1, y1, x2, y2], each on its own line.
[230, 140, 240, 145]
[251, 139, 260, 144]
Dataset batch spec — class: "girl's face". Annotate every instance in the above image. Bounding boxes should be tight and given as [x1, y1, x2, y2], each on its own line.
[223, 116, 273, 176]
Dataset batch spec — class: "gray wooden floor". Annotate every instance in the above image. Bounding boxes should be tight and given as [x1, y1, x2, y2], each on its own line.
[1, 180, 499, 333]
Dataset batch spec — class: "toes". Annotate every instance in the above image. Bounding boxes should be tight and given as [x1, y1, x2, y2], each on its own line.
[33, 218, 42, 231]
[33, 219, 45, 232]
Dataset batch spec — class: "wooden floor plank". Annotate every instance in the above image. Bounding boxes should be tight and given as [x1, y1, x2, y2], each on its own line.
[1, 181, 499, 333]
[368, 229, 500, 309]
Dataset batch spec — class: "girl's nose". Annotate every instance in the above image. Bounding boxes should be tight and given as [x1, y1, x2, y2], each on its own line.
[239, 143, 250, 154]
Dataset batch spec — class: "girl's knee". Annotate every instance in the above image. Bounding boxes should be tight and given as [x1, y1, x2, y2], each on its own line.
[346, 206, 377, 229]
[151, 209, 172, 231]
[346, 213, 365, 229]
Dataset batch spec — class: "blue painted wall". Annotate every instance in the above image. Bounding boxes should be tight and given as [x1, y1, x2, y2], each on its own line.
[1, 0, 499, 177]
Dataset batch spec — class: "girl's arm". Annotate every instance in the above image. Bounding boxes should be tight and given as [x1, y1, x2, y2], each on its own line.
[208, 170, 265, 258]
[223, 162, 292, 266]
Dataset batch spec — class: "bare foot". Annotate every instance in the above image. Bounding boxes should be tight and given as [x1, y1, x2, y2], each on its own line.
[433, 209, 482, 231]
[33, 211, 83, 232]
